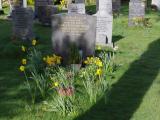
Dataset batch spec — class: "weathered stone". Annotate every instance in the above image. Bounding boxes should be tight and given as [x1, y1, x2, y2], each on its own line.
[75, 0, 85, 3]
[96, 0, 113, 46]
[112, 0, 121, 13]
[52, 14, 96, 64]
[68, 3, 85, 14]
[128, 0, 145, 26]
[37, 5, 58, 25]
[12, 7, 34, 40]
[152, 0, 160, 10]
[35, 0, 53, 17]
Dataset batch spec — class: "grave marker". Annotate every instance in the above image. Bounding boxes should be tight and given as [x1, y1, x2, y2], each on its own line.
[52, 14, 96, 64]
[96, 0, 113, 46]
[128, 0, 145, 26]
[112, 0, 121, 13]
[37, 5, 58, 25]
[12, 7, 34, 40]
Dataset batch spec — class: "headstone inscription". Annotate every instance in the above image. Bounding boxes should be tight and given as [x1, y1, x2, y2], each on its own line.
[112, 0, 121, 13]
[152, 0, 160, 10]
[128, 0, 145, 26]
[52, 14, 96, 64]
[68, 3, 85, 14]
[12, 7, 34, 40]
[96, 0, 113, 46]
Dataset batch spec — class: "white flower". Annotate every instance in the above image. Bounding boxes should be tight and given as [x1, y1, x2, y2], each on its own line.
[113, 46, 119, 51]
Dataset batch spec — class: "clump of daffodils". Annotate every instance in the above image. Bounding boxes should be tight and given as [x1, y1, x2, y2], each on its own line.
[43, 54, 62, 66]
[84, 57, 103, 76]
[84, 57, 103, 67]
[58, 0, 66, 10]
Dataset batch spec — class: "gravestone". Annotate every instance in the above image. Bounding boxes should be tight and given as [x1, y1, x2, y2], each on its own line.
[112, 0, 121, 13]
[68, 3, 85, 14]
[75, 0, 85, 3]
[152, 0, 160, 10]
[52, 14, 96, 64]
[34, 0, 53, 17]
[128, 0, 145, 26]
[12, 7, 34, 40]
[37, 5, 58, 25]
[96, 0, 113, 46]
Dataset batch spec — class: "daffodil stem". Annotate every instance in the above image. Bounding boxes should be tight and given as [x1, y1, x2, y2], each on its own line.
[24, 71, 35, 104]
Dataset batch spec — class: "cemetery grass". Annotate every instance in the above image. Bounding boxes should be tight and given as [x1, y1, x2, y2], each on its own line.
[0, 11, 160, 120]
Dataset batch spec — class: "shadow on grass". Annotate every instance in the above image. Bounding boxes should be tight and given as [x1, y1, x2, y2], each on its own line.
[113, 35, 124, 43]
[0, 59, 29, 119]
[74, 39, 160, 120]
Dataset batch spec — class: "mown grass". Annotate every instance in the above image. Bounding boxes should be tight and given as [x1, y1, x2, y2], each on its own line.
[0, 4, 160, 120]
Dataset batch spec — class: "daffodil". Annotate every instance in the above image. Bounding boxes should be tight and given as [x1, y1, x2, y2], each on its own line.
[32, 39, 37, 46]
[96, 68, 102, 76]
[97, 46, 101, 50]
[95, 59, 103, 67]
[22, 59, 27, 65]
[54, 82, 59, 87]
[84, 60, 88, 64]
[19, 65, 25, 72]
[43, 57, 46, 61]
[21, 45, 26, 52]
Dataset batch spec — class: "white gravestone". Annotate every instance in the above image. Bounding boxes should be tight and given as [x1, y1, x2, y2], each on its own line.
[68, 3, 85, 14]
[152, 0, 160, 10]
[96, 0, 113, 46]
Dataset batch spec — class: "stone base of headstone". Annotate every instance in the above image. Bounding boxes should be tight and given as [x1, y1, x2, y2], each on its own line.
[52, 13, 96, 64]
[128, 1, 145, 26]
[0, 10, 4, 15]
[12, 7, 34, 41]
[37, 5, 58, 26]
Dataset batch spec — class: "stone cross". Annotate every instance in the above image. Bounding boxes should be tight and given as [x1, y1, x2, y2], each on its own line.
[96, 0, 113, 46]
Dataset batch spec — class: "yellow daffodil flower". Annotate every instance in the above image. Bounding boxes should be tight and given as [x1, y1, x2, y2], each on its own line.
[32, 39, 37, 46]
[43, 57, 46, 61]
[19, 65, 25, 72]
[21, 45, 26, 52]
[96, 68, 102, 76]
[22, 59, 27, 65]
[54, 82, 59, 87]
[97, 46, 101, 50]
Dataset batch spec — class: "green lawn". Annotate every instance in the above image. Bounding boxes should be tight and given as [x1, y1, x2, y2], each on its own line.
[0, 5, 160, 120]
